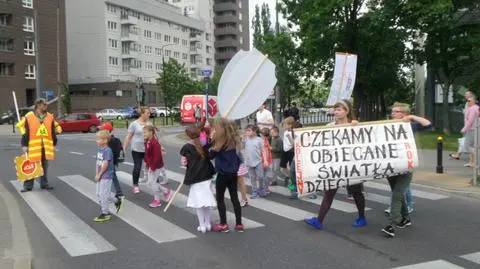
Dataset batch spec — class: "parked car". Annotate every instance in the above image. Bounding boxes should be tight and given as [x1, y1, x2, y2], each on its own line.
[122, 106, 138, 118]
[96, 109, 128, 120]
[57, 113, 100, 133]
[0, 108, 33, 125]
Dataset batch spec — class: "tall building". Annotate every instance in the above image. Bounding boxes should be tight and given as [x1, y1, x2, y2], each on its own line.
[213, 0, 249, 70]
[65, 0, 211, 110]
[0, 0, 68, 111]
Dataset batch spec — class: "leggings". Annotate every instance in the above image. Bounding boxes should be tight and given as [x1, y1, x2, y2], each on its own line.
[131, 150, 145, 186]
[216, 173, 242, 225]
[317, 184, 365, 223]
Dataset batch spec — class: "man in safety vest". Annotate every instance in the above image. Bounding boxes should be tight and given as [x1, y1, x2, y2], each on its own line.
[16, 98, 62, 192]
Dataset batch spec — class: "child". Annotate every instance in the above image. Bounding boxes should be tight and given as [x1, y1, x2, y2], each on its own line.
[237, 142, 249, 207]
[181, 125, 217, 233]
[280, 117, 296, 187]
[270, 126, 283, 186]
[94, 130, 122, 222]
[99, 122, 124, 199]
[208, 118, 244, 233]
[198, 121, 208, 146]
[143, 125, 172, 208]
[260, 128, 273, 194]
[243, 124, 265, 198]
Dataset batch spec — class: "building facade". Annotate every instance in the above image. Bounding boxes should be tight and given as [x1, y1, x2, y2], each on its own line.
[65, 0, 212, 110]
[0, 0, 68, 111]
[213, 0, 249, 70]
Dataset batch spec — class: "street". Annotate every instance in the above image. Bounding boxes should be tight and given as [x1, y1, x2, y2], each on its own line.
[1, 130, 480, 269]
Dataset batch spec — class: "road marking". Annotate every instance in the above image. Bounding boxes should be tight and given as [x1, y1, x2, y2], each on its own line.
[123, 162, 134, 166]
[460, 252, 480, 265]
[10, 180, 116, 257]
[69, 151, 85, 155]
[164, 170, 315, 221]
[364, 181, 449, 200]
[391, 260, 464, 269]
[59, 175, 196, 244]
[337, 188, 390, 205]
[10, 143, 21, 147]
[116, 171, 264, 229]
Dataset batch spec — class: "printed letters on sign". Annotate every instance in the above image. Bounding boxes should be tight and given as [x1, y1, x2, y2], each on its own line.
[293, 121, 419, 196]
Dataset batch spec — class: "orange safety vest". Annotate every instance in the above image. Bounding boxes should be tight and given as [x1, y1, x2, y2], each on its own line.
[26, 112, 56, 161]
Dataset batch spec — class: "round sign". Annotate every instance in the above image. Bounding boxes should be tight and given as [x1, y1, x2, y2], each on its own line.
[184, 102, 192, 111]
[21, 160, 36, 175]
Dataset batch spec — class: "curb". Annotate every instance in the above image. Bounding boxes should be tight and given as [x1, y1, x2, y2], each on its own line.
[0, 183, 32, 269]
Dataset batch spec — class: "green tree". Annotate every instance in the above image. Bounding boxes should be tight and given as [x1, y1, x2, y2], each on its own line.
[252, 5, 263, 48]
[60, 82, 72, 114]
[208, 70, 223, 96]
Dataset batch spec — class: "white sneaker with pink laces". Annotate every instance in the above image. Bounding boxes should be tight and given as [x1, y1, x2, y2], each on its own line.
[149, 199, 161, 208]
[133, 186, 140, 194]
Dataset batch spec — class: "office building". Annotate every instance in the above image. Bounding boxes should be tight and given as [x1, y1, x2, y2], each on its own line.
[213, 0, 249, 70]
[0, 0, 68, 111]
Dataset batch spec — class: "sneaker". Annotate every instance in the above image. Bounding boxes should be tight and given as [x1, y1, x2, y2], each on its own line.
[264, 187, 271, 195]
[235, 224, 245, 232]
[114, 197, 123, 213]
[197, 226, 207, 234]
[384, 207, 391, 216]
[396, 218, 412, 229]
[132, 186, 140, 194]
[148, 199, 161, 208]
[212, 223, 229, 233]
[304, 217, 323, 229]
[408, 206, 414, 214]
[289, 192, 298, 200]
[307, 193, 317, 199]
[240, 200, 248, 207]
[205, 223, 211, 231]
[94, 213, 112, 222]
[250, 192, 259, 199]
[163, 189, 173, 201]
[352, 217, 367, 228]
[382, 225, 395, 237]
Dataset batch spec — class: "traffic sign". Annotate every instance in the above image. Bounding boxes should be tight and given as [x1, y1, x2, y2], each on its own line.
[200, 70, 212, 77]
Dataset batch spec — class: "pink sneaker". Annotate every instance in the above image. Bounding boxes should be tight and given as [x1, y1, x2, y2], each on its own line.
[149, 199, 161, 208]
[163, 189, 172, 201]
[133, 186, 140, 194]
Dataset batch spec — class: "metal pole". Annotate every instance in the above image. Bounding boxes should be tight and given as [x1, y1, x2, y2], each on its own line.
[162, 56, 167, 115]
[56, 0, 61, 117]
[436, 136, 443, 174]
[34, 9, 42, 99]
[274, 0, 281, 125]
[474, 119, 479, 186]
[205, 77, 209, 121]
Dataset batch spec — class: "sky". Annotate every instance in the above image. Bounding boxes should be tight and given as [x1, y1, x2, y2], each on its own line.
[248, 0, 288, 48]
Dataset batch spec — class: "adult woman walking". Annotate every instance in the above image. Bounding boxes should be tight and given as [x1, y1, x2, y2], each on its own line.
[123, 107, 152, 194]
[304, 99, 367, 229]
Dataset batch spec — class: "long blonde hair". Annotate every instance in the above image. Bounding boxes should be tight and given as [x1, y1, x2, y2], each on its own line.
[212, 118, 238, 151]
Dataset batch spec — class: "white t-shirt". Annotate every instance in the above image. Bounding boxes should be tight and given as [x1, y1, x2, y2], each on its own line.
[256, 109, 274, 130]
[127, 120, 153, 152]
[283, 130, 293, 152]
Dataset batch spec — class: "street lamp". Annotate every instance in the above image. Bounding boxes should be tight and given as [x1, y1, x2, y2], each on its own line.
[160, 43, 175, 116]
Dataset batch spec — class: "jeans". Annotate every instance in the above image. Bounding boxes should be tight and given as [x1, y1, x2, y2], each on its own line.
[131, 151, 145, 186]
[405, 184, 413, 208]
[216, 173, 242, 225]
[24, 152, 49, 190]
[387, 172, 412, 225]
[112, 165, 123, 196]
[247, 164, 264, 194]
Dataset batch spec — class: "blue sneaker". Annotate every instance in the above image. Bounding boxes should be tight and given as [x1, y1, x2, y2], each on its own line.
[289, 192, 298, 200]
[352, 217, 367, 228]
[304, 217, 323, 229]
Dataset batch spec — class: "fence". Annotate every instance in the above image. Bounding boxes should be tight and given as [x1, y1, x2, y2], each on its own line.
[299, 112, 335, 126]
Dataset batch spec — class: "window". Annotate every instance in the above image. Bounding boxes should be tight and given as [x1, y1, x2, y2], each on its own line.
[145, 61, 153, 70]
[77, 114, 92, 120]
[182, 39, 188, 46]
[173, 37, 179, 44]
[155, 48, 162, 55]
[155, 32, 161, 40]
[182, 53, 187, 60]
[206, 46, 211, 54]
[156, 63, 162, 70]
[25, 64, 35, 79]
[164, 35, 171, 42]
[22, 0, 33, 8]
[0, 14, 13, 26]
[143, 15, 151, 23]
[107, 4, 117, 13]
[206, 33, 211, 41]
[0, 38, 14, 52]
[108, 56, 118, 66]
[122, 90, 132, 97]
[144, 46, 152, 54]
[240, 36, 243, 44]
[239, 24, 243, 32]
[24, 41, 34, 55]
[23, 16, 34, 32]
[107, 21, 117, 30]
[239, 1, 242, 8]
[108, 39, 118, 48]
[165, 50, 171, 56]
[206, 58, 212, 66]
[0, 63, 14, 76]
[239, 12, 242, 20]
[174, 51, 180, 58]
[144, 30, 152, 39]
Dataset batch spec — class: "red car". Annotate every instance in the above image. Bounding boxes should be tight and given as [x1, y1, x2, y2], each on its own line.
[58, 113, 100, 133]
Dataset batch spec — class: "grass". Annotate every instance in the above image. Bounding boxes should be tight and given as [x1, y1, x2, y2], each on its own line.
[109, 118, 180, 129]
[415, 131, 462, 152]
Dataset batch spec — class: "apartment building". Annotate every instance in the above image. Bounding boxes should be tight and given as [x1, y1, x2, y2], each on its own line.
[0, 0, 68, 111]
[65, 0, 209, 110]
[213, 0, 249, 70]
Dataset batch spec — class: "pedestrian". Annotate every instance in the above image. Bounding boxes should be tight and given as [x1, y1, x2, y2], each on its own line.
[99, 122, 124, 199]
[461, 95, 479, 168]
[450, 90, 474, 160]
[260, 128, 273, 194]
[208, 118, 244, 233]
[123, 106, 152, 194]
[382, 102, 432, 238]
[270, 126, 283, 186]
[243, 124, 265, 198]
[280, 117, 296, 187]
[94, 130, 122, 222]
[194, 104, 202, 123]
[256, 103, 274, 130]
[198, 121, 208, 146]
[17, 98, 62, 192]
[304, 99, 367, 229]
[181, 125, 216, 233]
[289, 102, 300, 122]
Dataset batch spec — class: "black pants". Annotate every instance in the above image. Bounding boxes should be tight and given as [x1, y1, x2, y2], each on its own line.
[216, 173, 242, 225]
[131, 151, 145, 186]
[317, 183, 365, 223]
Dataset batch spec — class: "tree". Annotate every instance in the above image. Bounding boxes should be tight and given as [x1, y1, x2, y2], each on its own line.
[252, 5, 263, 48]
[208, 70, 223, 96]
[156, 59, 200, 109]
[60, 82, 72, 114]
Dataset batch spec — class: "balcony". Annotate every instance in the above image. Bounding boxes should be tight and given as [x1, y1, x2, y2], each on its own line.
[215, 51, 236, 60]
[214, 39, 240, 48]
[120, 15, 138, 25]
[214, 15, 237, 24]
[121, 32, 138, 43]
[121, 50, 138, 59]
[213, 2, 237, 12]
[214, 27, 239, 36]
[190, 47, 201, 55]
[189, 33, 202, 43]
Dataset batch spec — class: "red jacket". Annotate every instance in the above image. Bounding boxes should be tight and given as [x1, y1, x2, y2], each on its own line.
[144, 137, 164, 171]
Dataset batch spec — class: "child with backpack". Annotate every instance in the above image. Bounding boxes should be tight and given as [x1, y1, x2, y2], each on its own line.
[100, 122, 124, 199]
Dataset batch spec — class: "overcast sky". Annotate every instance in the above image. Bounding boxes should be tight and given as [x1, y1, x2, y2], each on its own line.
[248, 0, 287, 48]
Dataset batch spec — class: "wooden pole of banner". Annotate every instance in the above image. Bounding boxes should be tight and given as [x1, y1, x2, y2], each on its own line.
[164, 54, 270, 213]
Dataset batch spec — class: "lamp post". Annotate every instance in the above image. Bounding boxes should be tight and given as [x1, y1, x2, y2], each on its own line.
[160, 43, 175, 115]
[274, 0, 282, 124]
[56, 0, 61, 117]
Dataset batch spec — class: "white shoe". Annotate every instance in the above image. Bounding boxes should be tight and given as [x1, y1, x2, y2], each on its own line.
[408, 207, 414, 214]
[197, 226, 206, 233]
[384, 207, 391, 214]
[205, 223, 211, 231]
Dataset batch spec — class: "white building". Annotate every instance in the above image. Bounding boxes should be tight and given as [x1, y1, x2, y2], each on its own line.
[65, 0, 212, 86]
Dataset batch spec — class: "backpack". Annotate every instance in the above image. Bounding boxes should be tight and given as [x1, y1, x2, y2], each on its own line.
[109, 136, 124, 165]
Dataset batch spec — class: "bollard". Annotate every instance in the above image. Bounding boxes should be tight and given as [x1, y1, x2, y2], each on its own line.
[125, 120, 128, 129]
[436, 136, 443, 174]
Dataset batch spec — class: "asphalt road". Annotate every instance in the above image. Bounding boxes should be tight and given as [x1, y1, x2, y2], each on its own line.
[1, 130, 480, 269]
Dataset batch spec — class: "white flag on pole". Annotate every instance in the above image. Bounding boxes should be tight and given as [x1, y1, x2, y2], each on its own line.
[326, 53, 358, 106]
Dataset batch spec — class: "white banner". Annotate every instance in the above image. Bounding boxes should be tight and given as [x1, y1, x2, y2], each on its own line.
[326, 52, 358, 106]
[293, 121, 419, 196]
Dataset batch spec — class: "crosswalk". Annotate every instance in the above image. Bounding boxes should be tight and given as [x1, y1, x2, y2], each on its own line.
[13, 167, 476, 268]
[392, 252, 480, 268]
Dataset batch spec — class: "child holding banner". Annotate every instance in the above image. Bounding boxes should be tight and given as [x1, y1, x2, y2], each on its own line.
[304, 99, 367, 229]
